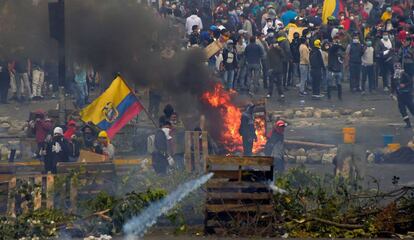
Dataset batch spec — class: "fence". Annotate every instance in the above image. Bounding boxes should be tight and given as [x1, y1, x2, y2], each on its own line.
[184, 131, 208, 172]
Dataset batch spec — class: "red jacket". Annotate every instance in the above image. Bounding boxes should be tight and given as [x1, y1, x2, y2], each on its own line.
[35, 119, 53, 143]
[64, 120, 77, 140]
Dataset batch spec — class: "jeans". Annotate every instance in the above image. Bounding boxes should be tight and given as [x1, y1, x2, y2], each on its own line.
[328, 71, 343, 86]
[223, 69, 235, 90]
[288, 62, 300, 87]
[397, 93, 414, 119]
[247, 63, 261, 93]
[321, 68, 327, 92]
[32, 69, 45, 97]
[381, 61, 393, 89]
[361, 65, 374, 92]
[75, 82, 88, 108]
[261, 59, 269, 88]
[349, 63, 361, 90]
[242, 137, 253, 156]
[268, 71, 283, 96]
[282, 62, 288, 86]
[299, 64, 309, 93]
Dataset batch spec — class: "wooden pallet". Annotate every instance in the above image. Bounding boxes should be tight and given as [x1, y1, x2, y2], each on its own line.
[204, 156, 275, 236]
[184, 131, 208, 172]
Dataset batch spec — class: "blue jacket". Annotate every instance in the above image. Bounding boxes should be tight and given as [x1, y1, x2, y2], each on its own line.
[244, 43, 263, 65]
[281, 10, 297, 26]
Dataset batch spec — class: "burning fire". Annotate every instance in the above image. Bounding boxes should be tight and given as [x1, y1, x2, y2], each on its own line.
[202, 83, 266, 153]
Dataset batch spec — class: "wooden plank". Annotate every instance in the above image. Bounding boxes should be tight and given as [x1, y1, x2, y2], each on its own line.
[0, 161, 42, 166]
[210, 171, 240, 180]
[285, 140, 336, 148]
[46, 173, 54, 209]
[207, 156, 273, 167]
[206, 180, 269, 189]
[79, 150, 108, 163]
[34, 176, 42, 210]
[201, 132, 208, 171]
[70, 177, 77, 213]
[7, 177, 16, 217]
[193, 133, 201, 172]
[113, 159, 141, 165]
[206, 204, 273, 213]
[207, 192, 271, 200]
[184, 131, 192, 172]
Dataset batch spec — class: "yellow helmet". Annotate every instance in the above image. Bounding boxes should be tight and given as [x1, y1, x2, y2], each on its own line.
[98, 131, 110, 144]
[314, 39, 321, 48]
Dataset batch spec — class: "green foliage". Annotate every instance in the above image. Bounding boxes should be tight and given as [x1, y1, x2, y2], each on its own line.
[272, 167, 414, 238]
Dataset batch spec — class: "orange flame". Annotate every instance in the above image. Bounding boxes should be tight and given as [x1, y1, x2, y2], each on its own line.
[202, 83, 266, 153]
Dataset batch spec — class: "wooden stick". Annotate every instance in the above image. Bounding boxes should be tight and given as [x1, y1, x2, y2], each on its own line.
[46, 173, 54, 209]
[310, 216, 364, 229]
[34, 176, 42, 210]
[7, 177, 16, 217]
[285, 140, 336, 148]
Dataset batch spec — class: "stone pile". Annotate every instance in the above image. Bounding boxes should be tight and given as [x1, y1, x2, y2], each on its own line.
[0, 117, 28, 136]
[270, 107, 375, 121]
[285, 147, 337, 164]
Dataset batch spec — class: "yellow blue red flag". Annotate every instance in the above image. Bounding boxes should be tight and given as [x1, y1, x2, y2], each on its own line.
[80, 76, 143, 139]
[322, 0, 344, 24]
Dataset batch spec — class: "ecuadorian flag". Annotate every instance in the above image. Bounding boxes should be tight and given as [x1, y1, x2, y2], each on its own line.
[322, 0, 344, 24]
[80, 76, 144, 139]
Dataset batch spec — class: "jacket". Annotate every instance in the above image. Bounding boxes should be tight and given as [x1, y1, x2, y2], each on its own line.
[361, 46, 374, 66]
[46, 135, 70, 163]
[299, 44, 310, 65]
[185, 15, 203, 35]
[277, 36, 293, 62]
[267, 45, 285, 74]
[310, 47, 325, 70]
[396, 71, 412, 94]
[239, 108, 256, 140]
[222, 48, 238, 70]
[348, 42, 363, 64]
[0, 63, 10, 88]
[328, 44, 345, 72]
[245, 43, 263, 65]
[34, 118, 53, 143]
[290, 38, 301, 63]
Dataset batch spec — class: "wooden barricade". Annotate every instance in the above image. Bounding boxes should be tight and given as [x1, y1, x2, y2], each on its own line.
[0, 161, 44, 182]
[184, 131, 208, 172]
[0, 173, 55, 216]
[57, 162, 116, 202]
[204, 156, 275, 236]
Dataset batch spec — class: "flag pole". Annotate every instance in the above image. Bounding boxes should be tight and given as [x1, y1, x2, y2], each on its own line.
[117, 74, 158, 129]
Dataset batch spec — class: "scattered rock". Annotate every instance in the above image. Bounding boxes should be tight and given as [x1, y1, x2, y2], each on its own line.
[340, 109, 353, 115]
[294, 110, 306, 118]
[320, 109, 334, 118]
[283, 109, 295, 119]
[308, 152, 323, 163]
[296, 156, 307, 163]
[328, 147, 338, 155]
[322, 153, 335, 164]
[362, 109, 375, 117]
[314, 109, 322, 118]
[352, 111, 363, 118]
[296, 148, 306, 156]
[346, 117, 357, 125]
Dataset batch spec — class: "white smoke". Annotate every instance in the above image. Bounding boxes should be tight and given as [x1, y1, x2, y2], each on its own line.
[123, 173, 214, 239]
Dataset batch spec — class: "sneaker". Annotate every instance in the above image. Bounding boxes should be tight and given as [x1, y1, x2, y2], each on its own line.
[384, 87, 389, 92]
[361, 91, 366, 95]
[280, 94, 285, 99]
[266, 94, 271, 98]
[299, 91, 308, 96]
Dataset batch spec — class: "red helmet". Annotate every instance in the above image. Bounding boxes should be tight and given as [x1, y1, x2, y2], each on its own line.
[275, 120, 287, 127]
[286, 2, 293, 9]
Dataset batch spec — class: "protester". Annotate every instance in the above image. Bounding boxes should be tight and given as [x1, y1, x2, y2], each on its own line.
[395, 64, 414, 128]
[30, 109, 53, 159]
[31, 61, 45, 100]
[361, 39, 375, 93]
[310, 39, 325, 99]
[264, 120, 287, 177]
[266, 39, 285, 100]
[327, 36, 345, 100]
[185, 9, 203, 36]
[221, 39, 238, 90]
[94, 131, 115, 160]
[152, 119, 173, 174]
[347, 33, 364, 92]
[63, 120, 78, 141]
[239, 104, 256, 156]
[0, 60, 10, 104]
[244, 36, 263, 95]
[299, 37, 310, 96]
[74, 64, 88, 108]
[81, 124, 97, 150]
[44, 127, 70, 174]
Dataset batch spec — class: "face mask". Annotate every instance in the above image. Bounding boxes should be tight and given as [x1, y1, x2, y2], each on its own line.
[306, 34, 311, 38]
[383, 35, 389, 40]
[366, 41, 372, 47]
[268, 32, 274, 37]
[350, 16, 354, 20]
[353, 39, 359, 43]
[244, 3, 250, 7]
[236, 10, 242, 15]
[267, 22, 273, 27]
[340, 16, 345, 20]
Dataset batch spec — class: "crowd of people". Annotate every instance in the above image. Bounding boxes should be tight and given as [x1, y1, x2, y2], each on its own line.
[29, 109, 115, 173]
[177, 0, 414, 125]
[0, 58, 100, 109]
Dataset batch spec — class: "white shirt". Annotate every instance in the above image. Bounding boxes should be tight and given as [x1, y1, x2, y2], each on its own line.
[185, 15, 203, 35]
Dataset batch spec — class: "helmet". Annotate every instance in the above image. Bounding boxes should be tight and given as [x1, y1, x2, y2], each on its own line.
[314, 39, 321, 48]
[53, 127, 63, 135]
[98, 131, 110, 144]
[275, 120, 287, 127]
